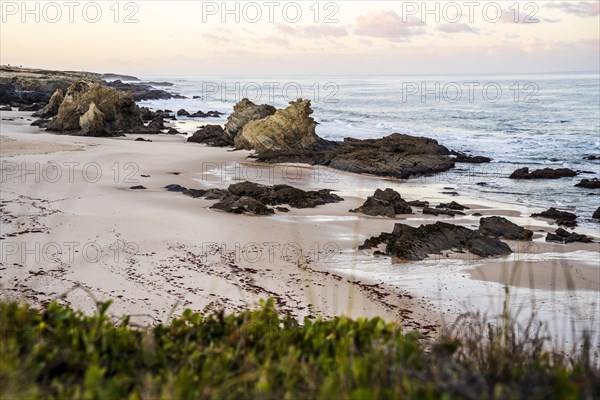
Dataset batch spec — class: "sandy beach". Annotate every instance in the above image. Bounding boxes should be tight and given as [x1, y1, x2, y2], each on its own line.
[1, 110, 598, 345]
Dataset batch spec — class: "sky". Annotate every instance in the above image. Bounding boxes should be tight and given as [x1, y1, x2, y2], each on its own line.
[1, 1, 599, 76]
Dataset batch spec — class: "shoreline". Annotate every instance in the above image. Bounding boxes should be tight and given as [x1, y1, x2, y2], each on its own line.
[1, 111, 598, 344]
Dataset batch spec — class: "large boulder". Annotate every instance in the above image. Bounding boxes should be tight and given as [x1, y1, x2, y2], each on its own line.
[478, 216, 533, 241]
[223, 98, 276, 142]
[48, 80, 143, 136]
[187, 125, 231, 147]
[32, 89, 63, 118]
[257, 133, 456, 179]
[360, 222, 512, 261]
[509, 167, 577, 179]
[350, 188, 412, 218]
[593, 207, 600, 220]
[235, 99, 322, 152]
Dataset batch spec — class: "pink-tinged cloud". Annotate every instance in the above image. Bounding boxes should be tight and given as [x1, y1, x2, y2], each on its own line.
[500, 8, 539, 23]
[275, 23, 348, 39]
[301, 25, 348, 38]
[203, 33, 231, 43]
[355, 10, 425, 40]
[438, 23, 479, 34]
[546, 2, 600, 17]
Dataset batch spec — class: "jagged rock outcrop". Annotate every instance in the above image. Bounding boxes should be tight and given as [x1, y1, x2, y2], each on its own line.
[32, 89, 63, 118]
[545, 228, 593, 244]
[350, 188, 412, 218]
[187, 125, 232, 147]
[257, 133, 456, 179]
[223, 98, 276, 142]
[47, 80, 142, 137]
[531, 207, 577, 227]
[478, 216, 533, 241]
[234, 99, 321, 152]
[509, 167, 577, 179]
[593, 207, 600, 220]
[359, 222, 512, 261]
[575, 178, 600, 189]
[165, 181, 343, 215]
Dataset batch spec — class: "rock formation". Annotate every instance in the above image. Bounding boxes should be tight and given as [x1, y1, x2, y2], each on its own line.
[509, 167, 577, 179]
[593, 207, 600, 220]
[47, 80, 143, 137]
[223, 98, 276, 142]
[359, 222, 512, 261]
[32, 89, 63, 118]
[235, 99, 322, 152]
[478, 216, 533, 241]
[545, 228, 593, 244]
[531, 207, 577, 227]
[187, 125, 231, 147]
[350, 188, 412, 218]
[574, 178, 600, 189]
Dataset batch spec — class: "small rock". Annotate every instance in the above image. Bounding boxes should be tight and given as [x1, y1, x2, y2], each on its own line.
[575, 178, 600, 189]
[130, 185, 147, 190]
[509, 167, 577, 179]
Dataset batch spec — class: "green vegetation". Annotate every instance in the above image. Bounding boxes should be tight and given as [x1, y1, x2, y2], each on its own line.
[1, 299, 598, 399]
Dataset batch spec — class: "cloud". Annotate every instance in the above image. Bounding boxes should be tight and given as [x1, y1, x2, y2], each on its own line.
[263, 36, 290, 46]
[202, 33, 231, 43]
[545, 1, 600, 17]
[438, 23, 479, 34]
[275, 24, 348, 38]
[542, 17, 562, 23]
[355, 10, 425, 40]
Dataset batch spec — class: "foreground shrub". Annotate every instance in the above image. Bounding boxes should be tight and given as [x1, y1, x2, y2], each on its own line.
[0, 300, 598, 399]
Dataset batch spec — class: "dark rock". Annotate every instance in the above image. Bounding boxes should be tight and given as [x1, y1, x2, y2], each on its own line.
[18, 103, 45, 111]
[276, 207, 290, 212]
[257, 133, 455, 179]
[141, 175, 150, 178]
[166, 128, 180, 135]
[593, 207, 600, 220]
[32, 89, 63, 118]
[135, 137, 152, 142]
[478, 216, 533, 241]
[104, 80, 182, 101]
[189, 110, 224, 118]
[476, 182, 488, 186]
[407, 200, 429, 208]
[575, 178, 600, 189]
[187, 125, 231, 147]
[436, 201, 469, 210]
[450, 151, 492, 163]
[165, 184, 187, 192]
[101, 73, 139, 81]
[423, 208, 465, 217]
[223, 98, 276, 142]
[31, 118, 51, 128]
[472, 213, 483, 217]
[130, 185, 146, 190]
[183, 189, 208, 198]
[442, 191, 459, 196]
[211, 195, 274, 216]
[545, 233, 563, 242]
[583, 155, 599, 161]
[546, 228, 593, 244]
[531, 207, 577, 227]
[509, 167, 577, 179]
[350, 188, 412, 218]
[177, 109, 191, 117]
[361, 222, 512, 261]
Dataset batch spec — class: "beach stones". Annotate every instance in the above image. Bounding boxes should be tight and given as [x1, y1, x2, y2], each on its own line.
[509, 167, 577, 179]
[350, 188, 412, 218]
[531, 207, 577, 227]
[360, 222, 512, 261]
[478, 216, 533, 241]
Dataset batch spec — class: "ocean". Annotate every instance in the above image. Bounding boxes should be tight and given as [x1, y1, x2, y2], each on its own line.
[137, 72, 600, 229]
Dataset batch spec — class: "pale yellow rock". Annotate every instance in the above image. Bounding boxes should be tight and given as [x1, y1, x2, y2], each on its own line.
[234, 98, 320, 152]
[79, 101, 106, 135]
